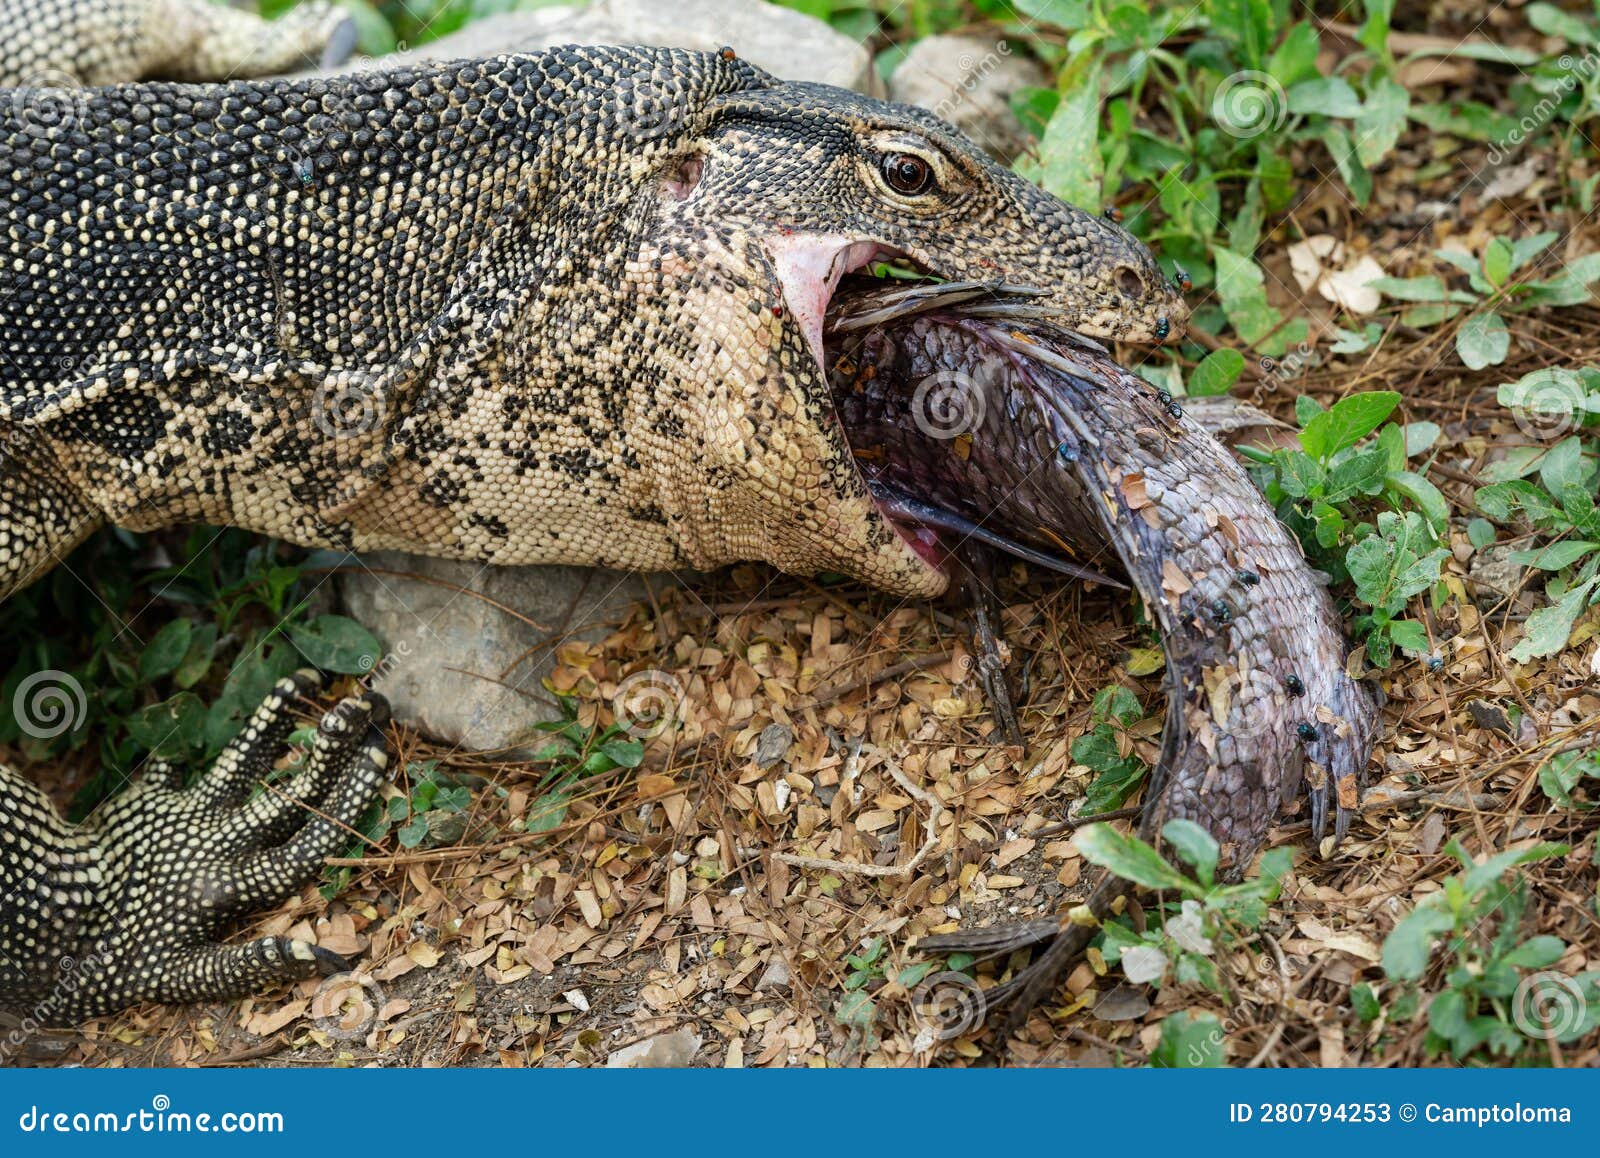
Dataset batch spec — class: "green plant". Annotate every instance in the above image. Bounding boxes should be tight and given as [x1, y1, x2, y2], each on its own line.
[1475, 401, 1600, 660]
[0, 528, 380, 814]
[1078, 819, 1293, 995]
[1072, 684, 1149, 813]
[522, 698, 646, 834]
[1370, 232, 1600, 369]
[1241, 391, 1451, 665]
[1379, 840, 1599, 1061]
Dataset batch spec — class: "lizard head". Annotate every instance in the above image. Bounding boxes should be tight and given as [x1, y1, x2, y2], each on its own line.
[612, 54, 1186, 596]
[674, 80, 1188, 360]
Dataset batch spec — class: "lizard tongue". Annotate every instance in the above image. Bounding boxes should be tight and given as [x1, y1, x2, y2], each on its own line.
[767, 235, 888, 373]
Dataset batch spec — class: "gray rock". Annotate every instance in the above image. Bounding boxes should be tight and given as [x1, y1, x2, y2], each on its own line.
[605, 1025, 703, 1068]
[348, 0, 880, 95]
[338, 553, 654, 751]
[888, 35, 1048, 162]
[1466, 544, 1537, 615]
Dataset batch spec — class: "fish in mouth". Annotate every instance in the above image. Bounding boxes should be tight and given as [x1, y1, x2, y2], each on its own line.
[819, 279, 1382, 1018]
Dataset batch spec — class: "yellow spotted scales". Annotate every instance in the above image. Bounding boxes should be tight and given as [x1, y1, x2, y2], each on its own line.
[0, 0, 1185, 1020]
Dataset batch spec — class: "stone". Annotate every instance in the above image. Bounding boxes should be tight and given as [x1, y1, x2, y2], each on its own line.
[337, 552, 654, 752]
[350, 0, 880, 95]
[605, 1025, 703, 1068]
[888, 35, 1049, 162]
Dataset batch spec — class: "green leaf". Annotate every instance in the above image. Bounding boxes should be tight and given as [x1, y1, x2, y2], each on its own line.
[1388, 470, 1451, 532]
[1318, 123, 1371, 206]
[286, 615, 383, 674]
[125, 692, 208, 758]
[140, 618, 194, 681]
[1502, 935, 1567, 969]
[1275, 450, 1326, 498]
[1355, 74, 1409, 166]
[1527, 1, 1598, 44]
[1077, 823, 1204, 896]
[1456, 311, 1510, 370]
[1150, 1011, 1226, 1067]
[1387, 619, 1430, 652]
[1267, 22, 1321, 86]
[397, 816, 431, 849]
[1508, 541, 1599, 570]
[1351, 982, 1381, 1022]
[1212, 246, 1288, 351]
[599, 738, 645, 768]
[1187, 348, 1245, 397]
[1509, 576, 1599, 662]
[1161, 819, 1220, 885]
[1038, 56, 1103, 213]
[1382, 898, 1455, 980]
[1299, 391, 1401, 459]
[1467, 518, 1497, 549]
[1287, 76, 1362, 118]
[1483, 237, 1514, 287]
[1367, 275, 1453, 302]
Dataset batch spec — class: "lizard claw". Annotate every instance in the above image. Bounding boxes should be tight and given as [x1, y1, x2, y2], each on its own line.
[0, 676, 392, 1023]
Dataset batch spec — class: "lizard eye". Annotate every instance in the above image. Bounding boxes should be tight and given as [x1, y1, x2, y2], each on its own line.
[880, 152, 934, 196]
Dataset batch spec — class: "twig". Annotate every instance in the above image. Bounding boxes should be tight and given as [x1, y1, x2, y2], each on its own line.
[774, 745, 943, 878]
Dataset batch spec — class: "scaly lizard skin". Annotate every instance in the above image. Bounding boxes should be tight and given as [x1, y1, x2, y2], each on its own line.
[0, 1, 1186, 1021]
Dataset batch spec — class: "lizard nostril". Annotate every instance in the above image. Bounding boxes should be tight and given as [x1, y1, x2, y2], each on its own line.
[1114, 264, 1144, 300]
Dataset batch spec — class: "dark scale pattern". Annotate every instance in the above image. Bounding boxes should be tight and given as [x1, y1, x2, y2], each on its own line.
[0, 671, 392, 1022]
[1, 3, 1186, 1022]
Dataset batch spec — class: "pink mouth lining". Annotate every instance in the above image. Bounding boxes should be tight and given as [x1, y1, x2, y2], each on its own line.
[766, 234, 899, 375]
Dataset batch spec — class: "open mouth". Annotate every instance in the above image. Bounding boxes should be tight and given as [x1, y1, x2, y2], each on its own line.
[765, 234, 957, 575]
[772, 244, 1119, 588]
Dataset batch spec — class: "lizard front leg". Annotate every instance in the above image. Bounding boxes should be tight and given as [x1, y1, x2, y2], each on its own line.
[0, 0, 357, 88]
[0, 671, 392, 1024]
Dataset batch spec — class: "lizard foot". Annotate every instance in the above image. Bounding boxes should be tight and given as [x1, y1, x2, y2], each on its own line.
[0, 671, 392, 1024]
